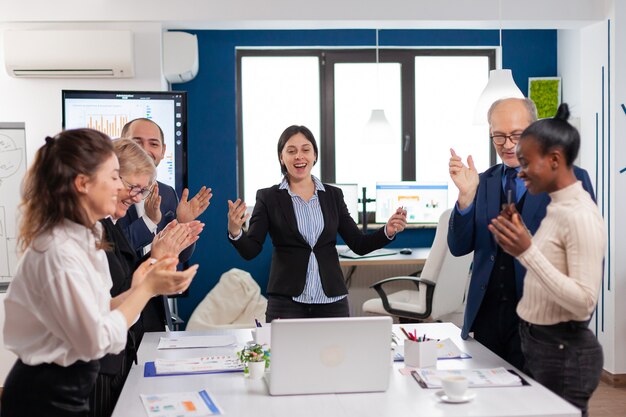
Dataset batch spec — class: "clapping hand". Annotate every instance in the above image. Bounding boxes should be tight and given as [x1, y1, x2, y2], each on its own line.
[227, 198, 250, 237]
[151, 219, 204, 259]
[385, 207, 408, 237]
[132, 257, 198, 296]
[449, 148, 479, 210]
[488, 204, 531, 257]
[176, 186, 213, 223]
[145, 182, 162, 224]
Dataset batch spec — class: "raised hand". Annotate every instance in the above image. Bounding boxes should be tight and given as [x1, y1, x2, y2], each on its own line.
[176, 186, 213, 223]
[449, 148, 479, 210]
[385, 207, 408, 237]
[227, 198, 250, 237]
[151, 219, 204, 259]
[145, 182, 162, 224]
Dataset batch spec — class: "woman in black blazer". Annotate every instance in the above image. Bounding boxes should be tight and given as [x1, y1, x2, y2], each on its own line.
[228, 125, 407, 322]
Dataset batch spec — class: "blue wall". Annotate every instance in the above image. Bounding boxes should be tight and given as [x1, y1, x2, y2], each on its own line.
[175, 29, 557, 323]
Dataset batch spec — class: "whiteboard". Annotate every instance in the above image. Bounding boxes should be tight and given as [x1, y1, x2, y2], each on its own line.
[0, 123, 26, 290]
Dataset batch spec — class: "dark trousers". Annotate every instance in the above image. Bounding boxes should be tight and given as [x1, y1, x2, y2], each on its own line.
[1, 359, 99, 417]
[88, 350, 133, 417]
[265, 295, 350, 322]
[471, 298, 525, 370]
[520, 321, 603, 417]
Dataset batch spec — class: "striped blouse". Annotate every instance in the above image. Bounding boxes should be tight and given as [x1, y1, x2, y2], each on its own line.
[280, 176, 346, 304]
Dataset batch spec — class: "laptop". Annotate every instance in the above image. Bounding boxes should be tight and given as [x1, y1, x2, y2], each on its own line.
[265, 316, 392, 395]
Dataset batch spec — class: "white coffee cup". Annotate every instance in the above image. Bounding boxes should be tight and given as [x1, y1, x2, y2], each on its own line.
[441, 375, 469, 400]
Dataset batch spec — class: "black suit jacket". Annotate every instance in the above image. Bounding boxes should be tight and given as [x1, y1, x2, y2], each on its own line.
[98, 218, 165, 375]
[230, 184, 391, 298]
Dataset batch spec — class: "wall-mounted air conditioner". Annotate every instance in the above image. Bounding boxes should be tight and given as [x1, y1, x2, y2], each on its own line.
[3, 30, 135, 78]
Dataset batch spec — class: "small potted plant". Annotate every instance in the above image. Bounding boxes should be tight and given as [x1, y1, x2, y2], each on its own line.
[237, 343, 270, 379]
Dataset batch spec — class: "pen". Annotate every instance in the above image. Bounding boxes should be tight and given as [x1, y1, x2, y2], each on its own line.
[254, 318, 262, 328]
[507, 189, 513, 206]
[411, 370, 427, 388]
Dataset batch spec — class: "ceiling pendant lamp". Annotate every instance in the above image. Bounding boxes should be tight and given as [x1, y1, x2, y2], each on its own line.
[364, 29, 393, 142]
[473, 0, 524, 124]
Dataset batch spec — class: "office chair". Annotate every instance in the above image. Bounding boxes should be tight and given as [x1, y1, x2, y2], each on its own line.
[362, 208, 473, 322]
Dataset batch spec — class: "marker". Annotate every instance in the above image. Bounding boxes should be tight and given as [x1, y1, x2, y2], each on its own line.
[400, 326, 414, 341]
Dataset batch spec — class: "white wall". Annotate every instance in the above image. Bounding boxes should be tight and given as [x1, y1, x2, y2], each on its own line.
[607, 0, 626, 375]
[558, 0, 626, 375]
[0, 21, 167, 385]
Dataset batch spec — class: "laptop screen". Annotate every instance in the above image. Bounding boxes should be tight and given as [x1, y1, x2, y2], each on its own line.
[267, 316, 392, 395]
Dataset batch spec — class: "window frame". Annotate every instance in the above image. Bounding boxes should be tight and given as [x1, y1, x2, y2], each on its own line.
[236, 48, 495, 199]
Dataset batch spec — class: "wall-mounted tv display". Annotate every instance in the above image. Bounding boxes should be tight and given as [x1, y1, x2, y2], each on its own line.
[62, 90, 187, 193]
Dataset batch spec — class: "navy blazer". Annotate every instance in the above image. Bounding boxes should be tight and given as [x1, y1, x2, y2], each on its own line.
[230, 184, 391, 298]
[447, 164, 595, 339]
[118, 180, 194, 263]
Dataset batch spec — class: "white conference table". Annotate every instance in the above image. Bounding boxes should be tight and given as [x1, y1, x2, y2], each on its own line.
[112, 322, 580, 417]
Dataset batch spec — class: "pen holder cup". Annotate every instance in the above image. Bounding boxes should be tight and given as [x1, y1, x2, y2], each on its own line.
[404, 340, 437, 368]
[252, 327, 271, 346]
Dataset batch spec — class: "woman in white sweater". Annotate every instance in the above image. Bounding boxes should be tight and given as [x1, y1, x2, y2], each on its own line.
[488, 103, 605, 417]
[2, 129, 198, 417]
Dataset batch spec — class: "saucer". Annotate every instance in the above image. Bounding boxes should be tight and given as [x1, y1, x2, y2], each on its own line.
[435, 390, 476, 403]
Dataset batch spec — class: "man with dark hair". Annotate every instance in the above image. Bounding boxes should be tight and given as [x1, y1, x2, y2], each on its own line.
[447, 98, 595, 370]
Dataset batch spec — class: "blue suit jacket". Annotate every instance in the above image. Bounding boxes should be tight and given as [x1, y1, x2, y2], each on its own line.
[118, 180, 195, 263]
[447, 164, 595, 339]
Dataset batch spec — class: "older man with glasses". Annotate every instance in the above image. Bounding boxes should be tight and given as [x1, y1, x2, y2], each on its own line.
[447, 97, 595, 371]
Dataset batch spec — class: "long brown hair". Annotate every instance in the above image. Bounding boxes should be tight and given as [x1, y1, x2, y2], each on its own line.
[19, 128, 115, 251]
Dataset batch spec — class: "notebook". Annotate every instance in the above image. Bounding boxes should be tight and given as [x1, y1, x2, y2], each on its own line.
[265, 316, 392, 395]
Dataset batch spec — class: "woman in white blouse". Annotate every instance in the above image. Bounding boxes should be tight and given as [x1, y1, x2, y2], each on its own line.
[488, 104, 605, 417]
[2, 129, 198, 417]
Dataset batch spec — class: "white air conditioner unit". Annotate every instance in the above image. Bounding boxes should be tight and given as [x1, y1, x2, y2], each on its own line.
[3, 30, 134, 78]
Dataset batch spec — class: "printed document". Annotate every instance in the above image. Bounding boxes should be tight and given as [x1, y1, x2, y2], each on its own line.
[140, 389, 222, 416]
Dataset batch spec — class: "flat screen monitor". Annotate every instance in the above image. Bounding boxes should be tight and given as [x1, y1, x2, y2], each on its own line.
[375, 182, 448, 224]
[329, 183, 359, 224]
[62, 90, 187, 192]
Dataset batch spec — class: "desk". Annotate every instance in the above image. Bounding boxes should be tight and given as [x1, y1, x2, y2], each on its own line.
[337, 246, 430, 316]
[112, 323, 579, 417]
[337, 246, 431, 267]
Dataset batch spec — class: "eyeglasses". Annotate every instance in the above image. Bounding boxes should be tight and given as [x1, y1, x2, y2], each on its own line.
[491, 133, 522, 146]
[120, 176, 153, 199]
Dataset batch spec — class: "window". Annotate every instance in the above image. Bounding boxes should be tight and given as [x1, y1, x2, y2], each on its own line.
[237, 49, 494, 215]
[238, 53, 321, 204]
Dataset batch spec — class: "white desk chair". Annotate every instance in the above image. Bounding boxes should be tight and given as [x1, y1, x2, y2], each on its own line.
[362, 209, 473, 322]
[186, 268, 267, 330]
